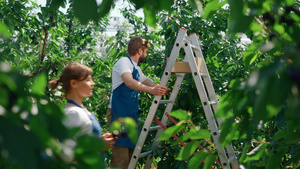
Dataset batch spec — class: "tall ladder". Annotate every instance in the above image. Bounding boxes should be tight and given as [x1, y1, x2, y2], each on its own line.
[128, 28, 239, 169]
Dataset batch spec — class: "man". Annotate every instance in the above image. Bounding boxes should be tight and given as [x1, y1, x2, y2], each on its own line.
[108, 36, 169, 169]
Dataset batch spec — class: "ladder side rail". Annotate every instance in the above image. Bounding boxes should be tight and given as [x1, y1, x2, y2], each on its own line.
[189, 34, 219, 115]
[144, 73, 186, 169]
[159, 28, 188, 87]
[189, 35, 239, 169]
[127, 95, 163, 169]
[183, 43, 231, 169]
[128, 28, 188, 169]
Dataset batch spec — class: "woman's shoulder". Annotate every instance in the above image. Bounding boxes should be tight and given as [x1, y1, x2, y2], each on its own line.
[64, 106, 82, 113]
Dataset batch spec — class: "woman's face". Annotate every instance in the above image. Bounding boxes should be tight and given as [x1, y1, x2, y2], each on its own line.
[75, 75, 95, 98]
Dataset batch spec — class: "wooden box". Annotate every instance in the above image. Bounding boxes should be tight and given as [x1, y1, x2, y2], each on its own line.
[171, 57, 203, 73]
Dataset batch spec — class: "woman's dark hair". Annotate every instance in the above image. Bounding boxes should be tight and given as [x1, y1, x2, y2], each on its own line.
[49, 62, 93, 94]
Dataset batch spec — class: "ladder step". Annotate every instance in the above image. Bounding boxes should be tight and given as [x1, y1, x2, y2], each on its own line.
[149, 125, 162, 131]
[228, 156, 237, 163]
[160, 100, 175, 104]
[139, 150, 153, 158]
[199, 73, 208, 76]
[209, 100, 218, 105]
[190, 44, 201, 50]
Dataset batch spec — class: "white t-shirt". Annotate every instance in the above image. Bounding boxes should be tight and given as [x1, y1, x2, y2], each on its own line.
[63, 106, 93, 136]
[108, 57, 147, 108]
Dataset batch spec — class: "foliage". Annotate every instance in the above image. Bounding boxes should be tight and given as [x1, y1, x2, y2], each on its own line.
[208, 0, 300, 168]
[0, 62, 106, 169]
[1, 0, 300, 168]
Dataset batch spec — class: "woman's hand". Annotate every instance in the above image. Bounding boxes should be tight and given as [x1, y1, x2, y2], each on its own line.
[101, 132, 117, 151]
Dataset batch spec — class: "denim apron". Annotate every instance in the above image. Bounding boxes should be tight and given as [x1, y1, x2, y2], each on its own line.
[111, 56, 139, 149]
[67, 100, 102, 136]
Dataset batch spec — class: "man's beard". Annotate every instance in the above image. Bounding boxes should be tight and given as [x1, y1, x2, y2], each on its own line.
[138, 54, 146, 63]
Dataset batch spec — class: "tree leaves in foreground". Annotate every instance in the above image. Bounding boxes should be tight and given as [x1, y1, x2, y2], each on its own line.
[0, 62, 106, 169]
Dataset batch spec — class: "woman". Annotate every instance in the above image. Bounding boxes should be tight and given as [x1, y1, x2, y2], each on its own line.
[49, 62, 116, 150]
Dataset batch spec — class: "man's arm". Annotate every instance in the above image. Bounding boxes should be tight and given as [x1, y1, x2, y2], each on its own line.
[141, 78, 157, 87]
[121, 72, 166, 95]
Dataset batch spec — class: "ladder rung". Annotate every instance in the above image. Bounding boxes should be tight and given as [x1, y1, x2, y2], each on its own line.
[159, 100, 174, 104]
[149, 125, 162, 131]
[190, 44, 201, 50]
[228, 156, 237, 163]
[199, 73, 208, 76]
[209, 100, 218, 105]
[139, 150, 153, 158]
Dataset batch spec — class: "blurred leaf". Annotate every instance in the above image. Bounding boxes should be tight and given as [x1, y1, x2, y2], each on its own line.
[203, 155, 215, 169]
[169, 109, 190, 121]
[0, 21, 10, 38]
[244, 143, 268, 162]
[73, 0, 98, 24]
[143, 7, 157, 29]
[1, 123, 40, 169]
[98, 0, 113, 18]
[31, 73, 47, 96]
[176, 141, 200, 160]
[188, 150, 207, 169]
[190, 129, 211, 140]
[266, 151, 285, 169]
[157, 124, 185, 141]
[124, 117, 138, 144]
[49, 0, 66, 9]
[203, 0, 227, 19]
[109, 120, 122, 133]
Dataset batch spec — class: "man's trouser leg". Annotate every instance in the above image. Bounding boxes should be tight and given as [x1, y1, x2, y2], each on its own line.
[110, 145, 134, 169]
[106, 108, 112, 126]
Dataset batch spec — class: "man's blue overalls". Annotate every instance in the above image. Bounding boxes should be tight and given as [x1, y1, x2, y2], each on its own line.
[111, 56, 139, 149]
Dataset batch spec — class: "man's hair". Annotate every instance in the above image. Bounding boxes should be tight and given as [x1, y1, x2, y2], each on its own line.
[128, 36, 150, 56]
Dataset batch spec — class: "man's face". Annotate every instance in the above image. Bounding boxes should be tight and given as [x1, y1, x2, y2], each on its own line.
[139, 48, 148, 63]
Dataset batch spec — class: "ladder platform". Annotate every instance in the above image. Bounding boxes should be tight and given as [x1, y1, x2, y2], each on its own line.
[170, 57, 203, 73]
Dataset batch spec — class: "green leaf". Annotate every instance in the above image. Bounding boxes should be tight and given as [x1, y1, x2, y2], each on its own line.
[31, 73, 47, 96]
[73, 0, 99, 24]
[227, 0, 253, 38]
[244, 143, 268, 162]
[190, 129, 211, 140]
[243, 44, 259, 67]
[143, 7, 157, 29]
[159, 0, 173, 11]
[176, 141, 201, 160]
[274, 23, 285, 34]
[76, 135, 105, 153]
[157, 124, 185, 141]
[49, 0, 66, 9]
[203, 0, 227, 19]
[0, 21, 10, 38]
[98, 0, 113, 18]
[1, 124, 40, 169]
[124, 117, 138, 144]
[188, 150, 207, 169]
[109, 120, 122, 133]
[203, 155, 215, 169]
[266, 152, 285, 169]
[169, 109, 190, 120]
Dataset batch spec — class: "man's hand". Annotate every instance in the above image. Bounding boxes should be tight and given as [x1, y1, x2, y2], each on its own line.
[151, 85, 167, 95]
[102, 132, 117, 151]
[165, 88, 172, 96]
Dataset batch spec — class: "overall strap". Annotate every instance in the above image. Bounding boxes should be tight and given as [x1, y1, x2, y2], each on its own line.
[67, 99, 82, 108]
[127, 56, 135, 67]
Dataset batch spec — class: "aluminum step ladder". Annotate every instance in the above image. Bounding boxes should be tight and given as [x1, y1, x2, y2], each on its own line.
[128, 28, 239, 169]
